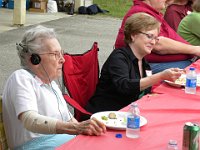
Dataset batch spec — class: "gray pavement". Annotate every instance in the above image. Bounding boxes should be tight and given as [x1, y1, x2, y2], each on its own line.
[0, 9, 122, 94]
[0, 8, 69, 33]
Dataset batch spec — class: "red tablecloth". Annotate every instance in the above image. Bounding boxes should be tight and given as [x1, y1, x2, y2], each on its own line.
[186, 59, 200, 73]
[153, 82, 200, 96]
[57, 60, 200, 150]
[57, 94, 200, 150]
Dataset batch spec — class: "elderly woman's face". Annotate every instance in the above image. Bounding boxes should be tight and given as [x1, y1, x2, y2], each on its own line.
[149, 0, 167, 11]
[39, 38, 65, 81]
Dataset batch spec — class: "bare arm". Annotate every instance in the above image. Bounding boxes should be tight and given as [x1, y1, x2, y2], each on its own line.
[153, 36, 200, 56]
[140, 68, 183, 90]
[19, 111, 106, 136]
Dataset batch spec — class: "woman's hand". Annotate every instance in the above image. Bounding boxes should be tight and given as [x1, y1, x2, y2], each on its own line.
[161, 68, 185, 82]
[140, 68, 185, 90]
[75, 117, 106, 136]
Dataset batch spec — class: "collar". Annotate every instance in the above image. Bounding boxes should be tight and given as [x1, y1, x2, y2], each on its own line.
[34, 76, 46, 86]
[23, 68, 49, 86]
[125, 45, 137, 62]
[123, 45, 147, 65]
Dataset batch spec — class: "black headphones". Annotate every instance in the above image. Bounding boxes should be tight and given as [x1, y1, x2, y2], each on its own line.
[17, 43, 41, 65]
[30, 54, 41, 65]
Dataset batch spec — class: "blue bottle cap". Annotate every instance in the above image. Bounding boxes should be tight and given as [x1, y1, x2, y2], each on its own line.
[190, 67, 195, 71]
[115, 133, 122, 138]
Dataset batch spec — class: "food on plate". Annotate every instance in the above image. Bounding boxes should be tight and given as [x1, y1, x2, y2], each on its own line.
[108, 112, 117, 119]
[93, 111, 147, 130]
[101, 116, 108, 121]
[174, 74, 200, 85]
[174, 74, 186, 85]
[101, 112, 117, 121]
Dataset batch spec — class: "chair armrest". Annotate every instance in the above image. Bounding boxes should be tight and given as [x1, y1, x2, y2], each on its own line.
[63, 94, 91, 115]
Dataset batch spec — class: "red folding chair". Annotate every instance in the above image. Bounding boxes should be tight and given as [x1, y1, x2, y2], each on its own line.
[62, 42, 99, 121]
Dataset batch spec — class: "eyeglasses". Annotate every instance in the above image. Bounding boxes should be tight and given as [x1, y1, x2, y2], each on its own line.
[39, 50, 64, 60]
[139, 31, 159, 42]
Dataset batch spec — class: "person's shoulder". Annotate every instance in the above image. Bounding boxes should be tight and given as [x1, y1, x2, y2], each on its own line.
[184, 12, 200, 21]
[113, 47, 127, 54]
[106, 48, 131, 65]
[166, 4, 182, 11]
[8, 69, 33, 82]
[188, 12, 200, 24]
[111, 47, 131, 59]
[3, 69, 30, 89]
[13, 69, 31, 76]
[9, 69, 23, 77]
[189, 12, 200, 17]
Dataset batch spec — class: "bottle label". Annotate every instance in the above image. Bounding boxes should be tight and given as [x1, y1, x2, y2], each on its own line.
[186, 78, 197, 88]
[127, 115, 140, 129]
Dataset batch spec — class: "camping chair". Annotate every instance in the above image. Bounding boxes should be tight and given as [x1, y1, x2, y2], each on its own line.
[62, 42, 99, 121]
[0, 96, 8, 150]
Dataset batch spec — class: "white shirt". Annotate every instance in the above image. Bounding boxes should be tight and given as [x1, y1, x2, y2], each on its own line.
[2, 69, 72, 149]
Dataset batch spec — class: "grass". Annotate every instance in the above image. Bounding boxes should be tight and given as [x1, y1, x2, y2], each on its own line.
[93, 0, 133, 18]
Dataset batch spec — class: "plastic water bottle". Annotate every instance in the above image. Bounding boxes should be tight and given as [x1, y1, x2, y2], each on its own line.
[185, 67, 197, 94]
[167, 140, 178, 150]
[126, 102, 140, 138]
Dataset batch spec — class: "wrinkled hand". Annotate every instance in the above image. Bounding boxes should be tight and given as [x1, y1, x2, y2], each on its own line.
[161, 68, 185, 82]
[76, 117, 106, 136]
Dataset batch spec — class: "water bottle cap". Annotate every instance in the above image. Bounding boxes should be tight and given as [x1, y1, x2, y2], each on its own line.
[115, 133, 122, 138]
[189, 67, 195, 71]
[131, 102, 138, 107]
[168, 140, 178, 145]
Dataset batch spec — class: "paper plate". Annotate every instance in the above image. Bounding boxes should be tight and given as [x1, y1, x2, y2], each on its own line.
[164, 74, 200, 88]
[91, 111, 147, 130]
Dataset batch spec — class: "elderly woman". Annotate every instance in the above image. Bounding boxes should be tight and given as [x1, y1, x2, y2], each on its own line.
[178, 0, 200, 46]
[84, 13, 183, 118]
[2, 25, 106, 149]
[115, 0, 200, 74]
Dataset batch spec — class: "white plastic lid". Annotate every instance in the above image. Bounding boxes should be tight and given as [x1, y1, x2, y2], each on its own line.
[131, 102, 138, 106]
[168, 140, 178, 145]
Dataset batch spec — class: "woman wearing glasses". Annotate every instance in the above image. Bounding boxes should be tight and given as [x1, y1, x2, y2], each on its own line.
[2, 25, 106, 150]
[115, 0, 200, 74]
[84, 13, 183, 118]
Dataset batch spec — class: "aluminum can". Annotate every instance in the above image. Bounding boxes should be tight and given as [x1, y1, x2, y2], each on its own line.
[182, 122, 200, 150]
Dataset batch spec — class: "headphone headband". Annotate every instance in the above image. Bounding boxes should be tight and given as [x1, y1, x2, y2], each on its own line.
[16, 43, 28, 53]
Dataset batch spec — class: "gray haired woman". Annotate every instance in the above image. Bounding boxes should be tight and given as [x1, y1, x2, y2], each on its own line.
[3, 25, 106, 149]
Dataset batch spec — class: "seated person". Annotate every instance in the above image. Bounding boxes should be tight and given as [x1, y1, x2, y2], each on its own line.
[178, 0, 200, 46]
[164, 0, 193, 31]
[115, 0, 200, 74]
[84, 13, 183, 118]
[2, 25, 106, 149]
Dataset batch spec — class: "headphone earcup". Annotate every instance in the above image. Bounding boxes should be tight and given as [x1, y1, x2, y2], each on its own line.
[30, 54, 41, 65]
